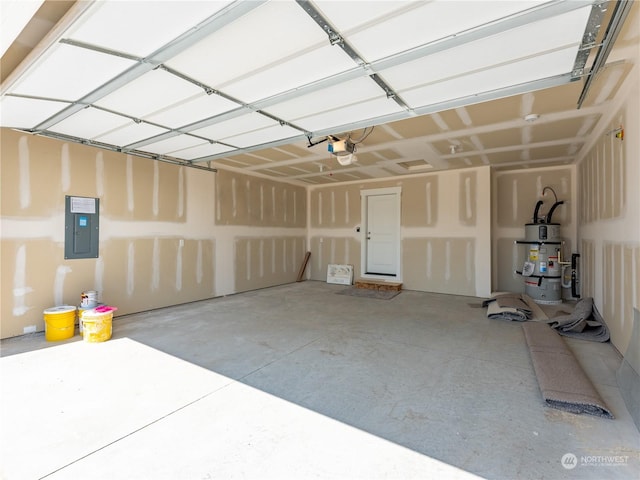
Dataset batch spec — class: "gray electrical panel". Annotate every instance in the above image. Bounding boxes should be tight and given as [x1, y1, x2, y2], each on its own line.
[65, 196, 99, 259]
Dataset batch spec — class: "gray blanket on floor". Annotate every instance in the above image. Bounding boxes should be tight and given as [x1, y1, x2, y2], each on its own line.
[546, 297, 610, 343]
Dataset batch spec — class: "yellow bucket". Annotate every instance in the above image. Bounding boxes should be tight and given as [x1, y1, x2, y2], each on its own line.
[77, 306, 92, 334]
[81, 309, 113, 343]
[43, 306, 77, 341]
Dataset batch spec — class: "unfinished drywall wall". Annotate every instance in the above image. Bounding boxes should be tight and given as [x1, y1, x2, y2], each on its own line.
[234, 236, 306, 292]
[403, 237, 476, 296]
[214, 170, 307, 292]
[309, 236, 361, 282]
[308, 167, 491, 297]
[216, 170, 305, 228]
[310, 184, 362, 229]
[397, 176, 439, 227]
[576, 34, 639, 437]
[577, 51, 640, 359]
[492, 167, 575, 295]
[100, 238, 216, 314]
[0, 129, 213, 338]
[601, 243, 640, 350]
[0, 129, 307, 339]
[597, 8, 640, 431]
[579, 238, 596, 300]
[459, 171, 478, 226]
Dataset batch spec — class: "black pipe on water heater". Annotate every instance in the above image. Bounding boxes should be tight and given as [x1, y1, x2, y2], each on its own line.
[532, 200, 544, 223]
[546, 201, 564, 224]
[571, 253, 581, 298]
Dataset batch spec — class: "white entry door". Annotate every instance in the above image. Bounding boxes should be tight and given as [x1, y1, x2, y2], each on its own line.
[362, 188, 401, 277]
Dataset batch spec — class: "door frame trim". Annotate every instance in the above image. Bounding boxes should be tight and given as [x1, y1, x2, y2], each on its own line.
[360, 186, 402, 282]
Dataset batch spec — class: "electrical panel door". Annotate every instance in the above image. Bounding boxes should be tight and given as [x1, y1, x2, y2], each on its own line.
[65, 196, 99, 259]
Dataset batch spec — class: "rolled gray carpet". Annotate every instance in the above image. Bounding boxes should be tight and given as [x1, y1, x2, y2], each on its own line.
[546, 297, 610, 342]
[482, 293, 548, 322]
[522, 322, 614, 419]
[484, 294, 609, 343]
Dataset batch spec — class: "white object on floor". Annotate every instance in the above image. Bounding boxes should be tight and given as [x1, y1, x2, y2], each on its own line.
[326, 264, 353, 285]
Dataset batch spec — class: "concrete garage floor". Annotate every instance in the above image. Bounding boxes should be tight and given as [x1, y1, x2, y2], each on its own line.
[1, 281, 638, 480]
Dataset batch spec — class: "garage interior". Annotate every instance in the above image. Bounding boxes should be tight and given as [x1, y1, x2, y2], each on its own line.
[1, 1, 639, 479]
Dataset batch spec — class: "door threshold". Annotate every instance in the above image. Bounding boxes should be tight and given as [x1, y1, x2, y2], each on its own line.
[360, 274, 400, 282]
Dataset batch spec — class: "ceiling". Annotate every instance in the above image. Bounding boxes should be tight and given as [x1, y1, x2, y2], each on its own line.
[1, 0, 638, 186]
